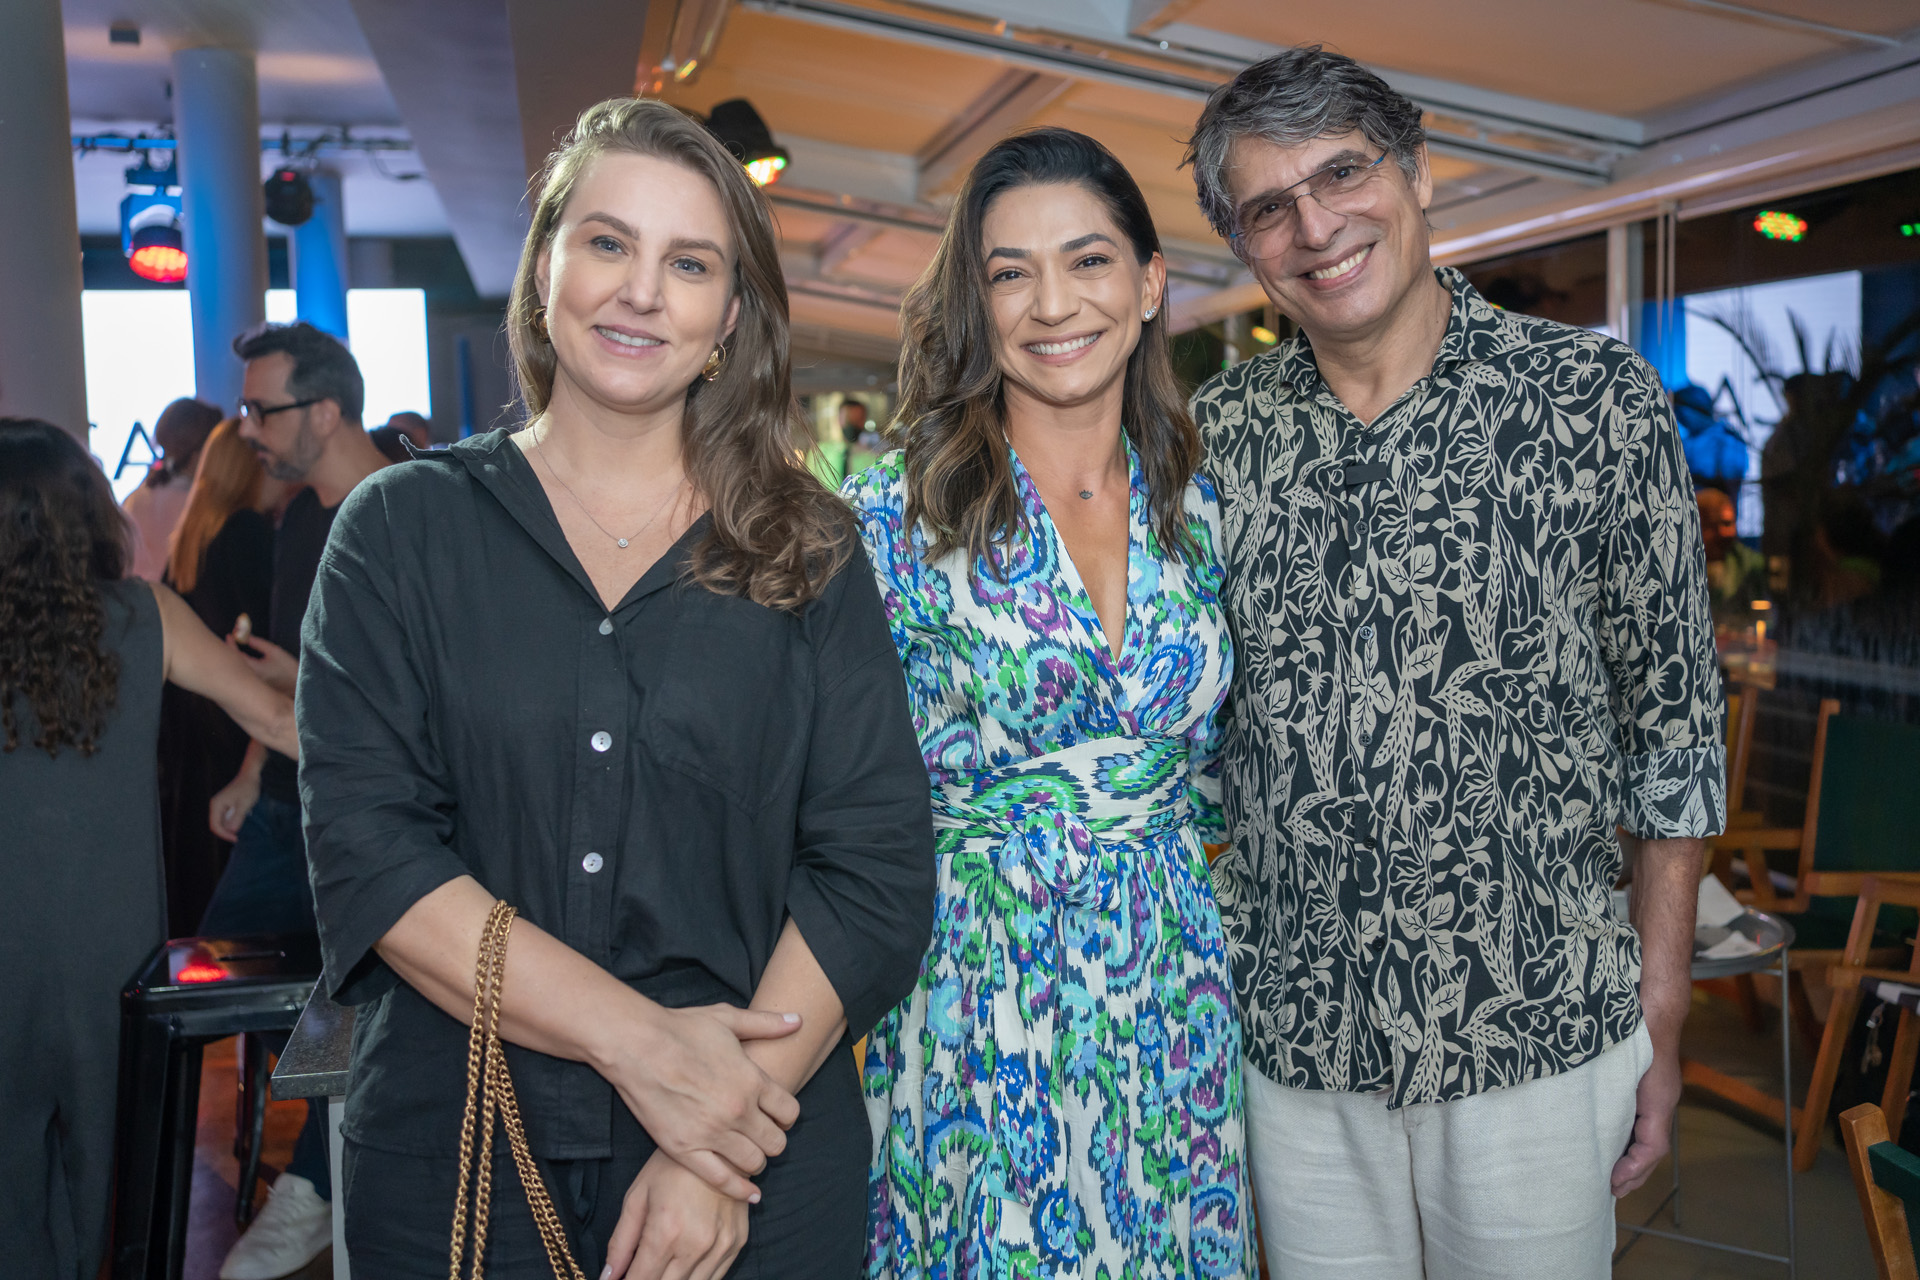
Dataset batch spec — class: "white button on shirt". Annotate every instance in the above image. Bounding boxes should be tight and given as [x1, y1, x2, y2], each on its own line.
[599, 618, 613, 636]
[582, 852, 604, 874]
[590, 731, 612, 752]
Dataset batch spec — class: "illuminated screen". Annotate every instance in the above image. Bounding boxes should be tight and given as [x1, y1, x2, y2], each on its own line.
[85, 288, 431, 500]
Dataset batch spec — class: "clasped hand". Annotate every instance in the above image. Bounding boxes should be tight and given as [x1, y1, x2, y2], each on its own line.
[603, 1002, 801, 1202]
[593, 1002, 799, 1279]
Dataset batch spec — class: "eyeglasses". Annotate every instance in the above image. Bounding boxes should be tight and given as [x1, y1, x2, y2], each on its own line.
[238, 397, 323, 422]
[1229, 153, 1389, 262]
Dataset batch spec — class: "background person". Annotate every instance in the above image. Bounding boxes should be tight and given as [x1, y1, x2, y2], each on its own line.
[384, 410, 433, 449]
[157, 419, 285, 936]
[849, 128, 1251, 1280]
[203, 321, 390, 1280]
[298, 98, 933, 1279]
[0, 418, 296, 1280]
[123, 397, 223, 580]
[1184, 46, 1723, 1279]
[1697, 486, 1766, 627]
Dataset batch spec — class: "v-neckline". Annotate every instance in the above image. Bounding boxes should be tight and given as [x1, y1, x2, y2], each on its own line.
[495, 434, 706, 614]
[1008, 442, 1140, 671]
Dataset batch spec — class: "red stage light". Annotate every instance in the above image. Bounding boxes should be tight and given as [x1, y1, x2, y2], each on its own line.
[129, 241, 188, 283]
[175, 961, 227, 983]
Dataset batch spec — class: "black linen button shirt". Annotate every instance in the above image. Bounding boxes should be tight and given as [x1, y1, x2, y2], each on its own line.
[298, 429, 935, 1159]
[1191, 270, 1725, 1108]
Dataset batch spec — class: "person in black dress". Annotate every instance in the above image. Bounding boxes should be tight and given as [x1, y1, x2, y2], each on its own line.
[156, 418, 280, 935]
[298, 99, 935, 1280]
[0, 419, 298, 1280]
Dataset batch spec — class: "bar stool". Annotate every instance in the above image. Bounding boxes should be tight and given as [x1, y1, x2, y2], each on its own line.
[112, 934, 320, 1280]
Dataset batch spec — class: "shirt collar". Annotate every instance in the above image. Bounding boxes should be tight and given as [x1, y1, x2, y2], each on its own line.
[1271, 266, 1502, 393]
[441, 427, 705, 613]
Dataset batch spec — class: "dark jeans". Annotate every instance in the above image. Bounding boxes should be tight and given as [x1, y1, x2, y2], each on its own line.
[198, 794, 331, 1200]
[343, 1051, 867, 1278]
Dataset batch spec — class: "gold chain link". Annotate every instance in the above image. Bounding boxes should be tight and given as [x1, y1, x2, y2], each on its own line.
[448, 901, 587, 1280]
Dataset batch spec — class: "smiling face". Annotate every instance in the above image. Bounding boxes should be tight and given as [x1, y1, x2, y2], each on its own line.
[981, 181, 1163, 417]
[1223, 130, 1434, 346]
[536, 151, 741, 422]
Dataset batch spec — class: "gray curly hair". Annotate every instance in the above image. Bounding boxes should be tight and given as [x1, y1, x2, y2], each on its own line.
[1183, 45, 1426, 241]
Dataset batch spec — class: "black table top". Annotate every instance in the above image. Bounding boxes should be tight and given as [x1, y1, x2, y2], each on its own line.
[271, 986, 356, 1101]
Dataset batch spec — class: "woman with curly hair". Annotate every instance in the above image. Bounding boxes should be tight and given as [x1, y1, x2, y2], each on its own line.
[0, 418, 299, 1279]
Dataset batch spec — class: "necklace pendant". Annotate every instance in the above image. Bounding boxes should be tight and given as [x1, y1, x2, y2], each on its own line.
[616, 537, 630, 548]
[1079, 490, 1093, 500]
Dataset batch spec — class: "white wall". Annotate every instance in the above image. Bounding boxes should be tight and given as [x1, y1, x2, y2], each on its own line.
[86, 287, 430, 500]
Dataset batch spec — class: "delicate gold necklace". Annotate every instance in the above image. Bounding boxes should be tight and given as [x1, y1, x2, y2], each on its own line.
[531, 428, 684, 550]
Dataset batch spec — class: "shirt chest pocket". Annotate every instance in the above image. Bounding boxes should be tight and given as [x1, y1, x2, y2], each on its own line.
[643, 595, 811, 814]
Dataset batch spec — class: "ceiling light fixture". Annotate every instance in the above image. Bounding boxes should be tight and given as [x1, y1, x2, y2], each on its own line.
[704, 99, 789, 187]
[1754, 210, 1808, 242]
[639, 0, 735, 93]
[120, 161, 187, 283]
[263, 167, 316, 225]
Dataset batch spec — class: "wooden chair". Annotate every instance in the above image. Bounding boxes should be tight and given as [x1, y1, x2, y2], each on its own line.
[1841, 1102, 1920, 1280]
[1699, 711, 1920, 1168]
[1805, 879, 1920, 1171]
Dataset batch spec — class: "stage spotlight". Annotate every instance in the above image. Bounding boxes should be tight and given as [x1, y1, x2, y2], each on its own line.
[264, 167, 316, 225]
[120, 161, 187, 283]
[704, 99, 789, 187]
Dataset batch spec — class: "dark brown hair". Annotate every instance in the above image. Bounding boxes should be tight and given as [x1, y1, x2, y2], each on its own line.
[0, 419, 128, 756]
[506, 98, 849, 610]
[897, 127, 1202, 571]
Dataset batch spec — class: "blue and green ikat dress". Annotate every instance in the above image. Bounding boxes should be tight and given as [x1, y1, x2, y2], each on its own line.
[844, 447, 1252, 1280]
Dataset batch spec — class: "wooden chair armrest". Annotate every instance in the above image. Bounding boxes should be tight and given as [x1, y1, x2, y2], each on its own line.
[1709, 828, 1805, 851]
[1807, 872, 1920, 899]
[1842, 1104, 1920, 1280]
[1726, 810, 1764, 829]
[1829, 965, 1920, 989]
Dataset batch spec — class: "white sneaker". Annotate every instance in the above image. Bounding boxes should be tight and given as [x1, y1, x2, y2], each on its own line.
[217, 1172, 333, 1280]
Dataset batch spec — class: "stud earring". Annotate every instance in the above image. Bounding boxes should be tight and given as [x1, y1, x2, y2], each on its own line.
[1143, 305, 1159, 322]
[531, 305, 550, 344]
[702, 343, 728, 382]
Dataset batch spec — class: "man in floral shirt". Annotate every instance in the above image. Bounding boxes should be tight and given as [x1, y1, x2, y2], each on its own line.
[1184, 47, 1724, 1278]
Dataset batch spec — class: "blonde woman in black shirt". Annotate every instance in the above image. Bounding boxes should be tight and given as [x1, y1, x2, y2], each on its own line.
[298, 99, 934, 1279]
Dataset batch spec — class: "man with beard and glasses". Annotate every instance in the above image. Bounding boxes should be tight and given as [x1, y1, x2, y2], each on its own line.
[202, 320, 388, 1279]
[1183, 46, 1724, 1279]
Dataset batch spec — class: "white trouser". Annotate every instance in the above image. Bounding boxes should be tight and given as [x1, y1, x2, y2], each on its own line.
[1244, 1021, 1652, 1280]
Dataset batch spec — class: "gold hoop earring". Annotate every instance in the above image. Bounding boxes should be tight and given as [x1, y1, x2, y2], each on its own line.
[702, 343, 728, 382]
[531, 305, 550, 345]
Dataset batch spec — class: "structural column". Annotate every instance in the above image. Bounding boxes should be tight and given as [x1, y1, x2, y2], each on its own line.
[291, 167, 350, 341]
[0, 0, 89, 437]
[173, 46, 267, 412]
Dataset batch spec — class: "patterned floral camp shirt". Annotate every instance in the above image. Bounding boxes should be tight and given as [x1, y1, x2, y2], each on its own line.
[1190, 268, 1725, 1108]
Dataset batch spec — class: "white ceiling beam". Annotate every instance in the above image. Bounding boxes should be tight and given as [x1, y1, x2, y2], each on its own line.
[1145, 22, 1646, 146]
[917, 69, 1074, 196]
[1634, 38, 1920, 151]
[1126, 0, 1208, 35]
[739, 0, 1628, 188]
[780, 133, 920, 205]
[818, 221, 885, 275]
[345, 0, 529, 297]
[1644, 0, 1908, 48]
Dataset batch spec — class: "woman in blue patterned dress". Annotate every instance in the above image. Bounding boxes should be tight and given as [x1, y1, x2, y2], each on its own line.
[846, 129, 1251, 1280]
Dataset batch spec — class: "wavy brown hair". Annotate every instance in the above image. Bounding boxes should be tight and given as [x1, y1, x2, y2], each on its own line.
[0, 419, 128, 756]
[166, 419, 262, 593]
[506, 98, 849, 610]
[898, 128, 1203, 572]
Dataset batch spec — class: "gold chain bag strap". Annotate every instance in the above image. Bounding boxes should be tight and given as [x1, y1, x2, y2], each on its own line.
[448, 901, 587, 1280]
